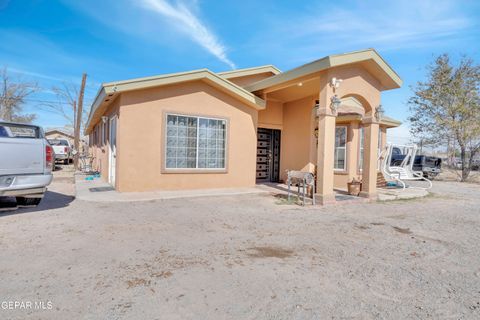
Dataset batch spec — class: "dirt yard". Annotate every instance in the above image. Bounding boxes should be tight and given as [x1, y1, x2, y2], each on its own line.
[0, 172, 479, 319]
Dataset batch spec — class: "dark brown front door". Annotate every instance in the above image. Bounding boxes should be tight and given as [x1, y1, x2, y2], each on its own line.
[256, 128, 281, 182]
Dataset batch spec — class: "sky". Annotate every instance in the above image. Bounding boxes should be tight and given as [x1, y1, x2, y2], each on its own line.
[1, 0, 479, 143]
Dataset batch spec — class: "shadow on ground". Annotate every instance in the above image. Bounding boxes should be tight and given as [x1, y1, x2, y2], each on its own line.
[0, 190, 75, 217]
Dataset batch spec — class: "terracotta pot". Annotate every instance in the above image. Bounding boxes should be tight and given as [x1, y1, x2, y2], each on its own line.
[347, 182, 362, 196]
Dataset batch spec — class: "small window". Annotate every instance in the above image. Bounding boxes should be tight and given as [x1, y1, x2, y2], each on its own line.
[165, 114, 226, 170]
[334, 126, 347, 171]
[101, 121, 108, 145]
[359, 127, 365, 170]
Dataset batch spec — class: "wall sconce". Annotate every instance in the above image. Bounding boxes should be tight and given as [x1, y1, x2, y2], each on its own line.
[374, 105, 384, 121]
[101, 116, 108, 124]
[330, 95, 341, 115]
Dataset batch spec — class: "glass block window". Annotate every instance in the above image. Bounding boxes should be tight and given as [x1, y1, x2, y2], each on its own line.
[334, 126, 347, 171]
[165, 114, 226, 169]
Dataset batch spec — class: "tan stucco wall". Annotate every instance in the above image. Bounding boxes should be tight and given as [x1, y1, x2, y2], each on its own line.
[258, 100, 283, 130]
[113, 80, 258, 192]
[88, 96, 120, 185]
[279, 96, 317, 181]
[225, 72, 275, 88]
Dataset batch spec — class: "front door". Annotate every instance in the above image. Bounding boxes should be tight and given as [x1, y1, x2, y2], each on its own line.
[256, 128, 281, 182]
[108, 116, 117, 186]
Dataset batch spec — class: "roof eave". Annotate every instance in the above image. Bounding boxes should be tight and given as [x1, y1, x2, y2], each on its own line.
[84, 70, 265, 135]
[245, 49, 403, 92]
[218, 65, 281, 78]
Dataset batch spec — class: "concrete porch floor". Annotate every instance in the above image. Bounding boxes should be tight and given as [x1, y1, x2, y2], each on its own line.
[75, 173, 268, 202]
[75, 174, 428, 204]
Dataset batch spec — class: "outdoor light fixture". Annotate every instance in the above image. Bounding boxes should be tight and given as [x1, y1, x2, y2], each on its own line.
[374, 104, 384, 121]
[101, 116, 108, 123]
[330, 95, 341, 115]
[330, 77, 343, 89]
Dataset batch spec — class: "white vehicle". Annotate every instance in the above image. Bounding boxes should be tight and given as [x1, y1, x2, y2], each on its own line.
[47, 138, 73, 164]
[0, 121, 54, 206]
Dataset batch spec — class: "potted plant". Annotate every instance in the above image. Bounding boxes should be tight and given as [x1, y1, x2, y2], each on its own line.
[347, 178, 362, 196]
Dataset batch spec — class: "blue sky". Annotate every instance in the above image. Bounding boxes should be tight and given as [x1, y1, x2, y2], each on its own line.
[1, 0, 479, 142]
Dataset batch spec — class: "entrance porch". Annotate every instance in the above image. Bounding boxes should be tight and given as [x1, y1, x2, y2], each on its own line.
[249, 52, 402, 204]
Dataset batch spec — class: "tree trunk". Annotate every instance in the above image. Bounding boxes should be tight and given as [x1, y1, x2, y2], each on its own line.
[74, 73, 87, 170]
[460, 146, 469, 182]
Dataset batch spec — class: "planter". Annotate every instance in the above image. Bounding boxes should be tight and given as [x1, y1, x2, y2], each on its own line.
[347, 180, 362, 196]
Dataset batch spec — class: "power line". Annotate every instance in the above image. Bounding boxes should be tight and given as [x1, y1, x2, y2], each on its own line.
[0, 96, 92, 105]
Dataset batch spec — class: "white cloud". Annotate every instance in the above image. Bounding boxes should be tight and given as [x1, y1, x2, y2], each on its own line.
[248, 0, 475, 64]
[138, 0, 235, 69]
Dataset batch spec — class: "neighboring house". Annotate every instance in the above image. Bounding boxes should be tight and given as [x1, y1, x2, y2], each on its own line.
[45, 128, 74, 145]
[45, 128, 89, 153]
[85, 49, 402, 204]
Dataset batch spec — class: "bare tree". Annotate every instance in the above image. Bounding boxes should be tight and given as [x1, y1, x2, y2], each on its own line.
[0, 67, 38, 123]
[41, 83, 79, 129]
[409, 54, 480, 181]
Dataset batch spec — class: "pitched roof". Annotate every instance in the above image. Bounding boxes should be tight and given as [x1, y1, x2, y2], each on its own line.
[245, 49, 402, 92]
[45, 128, 74, 138]
[85, 69, 266, 134]
[218, 65, 281, 79]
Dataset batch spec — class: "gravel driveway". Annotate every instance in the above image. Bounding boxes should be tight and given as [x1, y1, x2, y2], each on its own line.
[0, 174, 479, 319]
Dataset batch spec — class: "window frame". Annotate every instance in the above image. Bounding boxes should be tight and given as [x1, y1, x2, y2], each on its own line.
[334, 125, 348, 172]
[162, 112, 228, 173]
[358, 126, 366, 172]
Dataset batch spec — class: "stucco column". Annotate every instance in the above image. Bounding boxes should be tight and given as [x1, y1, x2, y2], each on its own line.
[315, 78, 337, 205]
[360, 116, 379, 198]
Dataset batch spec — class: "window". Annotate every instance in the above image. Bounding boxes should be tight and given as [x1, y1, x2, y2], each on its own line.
[102, 121, 108, 145]
[334, 126, 347, 171]
[48, 139, 69, 146]
[165, 114, 226, 169]
[359, 127, 365, 170]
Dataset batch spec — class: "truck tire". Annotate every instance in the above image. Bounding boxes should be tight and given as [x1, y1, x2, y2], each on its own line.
[64, 159, 69, 165]
[16, 197, 42, 206]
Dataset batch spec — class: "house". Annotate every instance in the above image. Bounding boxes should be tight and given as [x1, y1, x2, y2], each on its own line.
[45, 128, 74, 144]
[45, 128, 89, 152]
[85, 49, 402, 204]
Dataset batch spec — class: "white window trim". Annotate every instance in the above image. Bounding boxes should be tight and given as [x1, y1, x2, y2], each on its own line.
[334, 126, 347, 171]
[164, 113, 228, 171]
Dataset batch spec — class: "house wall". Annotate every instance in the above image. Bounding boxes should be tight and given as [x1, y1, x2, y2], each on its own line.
[88, 97, 120, 184]
[258, 100, 283, 130]
[279, 96, 317, 181]
[115, 80, 258, 192]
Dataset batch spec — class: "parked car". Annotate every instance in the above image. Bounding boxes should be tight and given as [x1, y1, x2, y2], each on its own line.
[471, 159, 480, 171]
[0, 121, 54, 206]
[47, 138, 73, 164]
[390, 147, 442, 179]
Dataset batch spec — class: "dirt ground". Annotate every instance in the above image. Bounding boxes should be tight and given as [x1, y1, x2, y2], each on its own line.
[436, 167, 480, 184]
[0, 169, 479, 319]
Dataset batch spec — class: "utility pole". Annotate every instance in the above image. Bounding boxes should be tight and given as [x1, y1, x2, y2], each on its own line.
[74, 73, 87, 170]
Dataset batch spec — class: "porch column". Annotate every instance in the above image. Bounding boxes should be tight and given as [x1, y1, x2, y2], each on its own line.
[360, 116, 379, 198]
[315, 78, 337, 205]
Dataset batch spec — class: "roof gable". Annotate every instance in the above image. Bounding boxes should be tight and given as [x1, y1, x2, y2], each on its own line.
[85, 69, 266, 134]
[245, 49, 402, 92]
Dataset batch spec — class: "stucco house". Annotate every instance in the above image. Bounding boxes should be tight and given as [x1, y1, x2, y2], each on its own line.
[45, 128, 74, 144]
[85, 49, 402, 204]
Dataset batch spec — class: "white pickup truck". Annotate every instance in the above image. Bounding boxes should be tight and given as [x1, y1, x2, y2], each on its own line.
[0, 121, 54, 206]
[47, 138, 73, 164]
